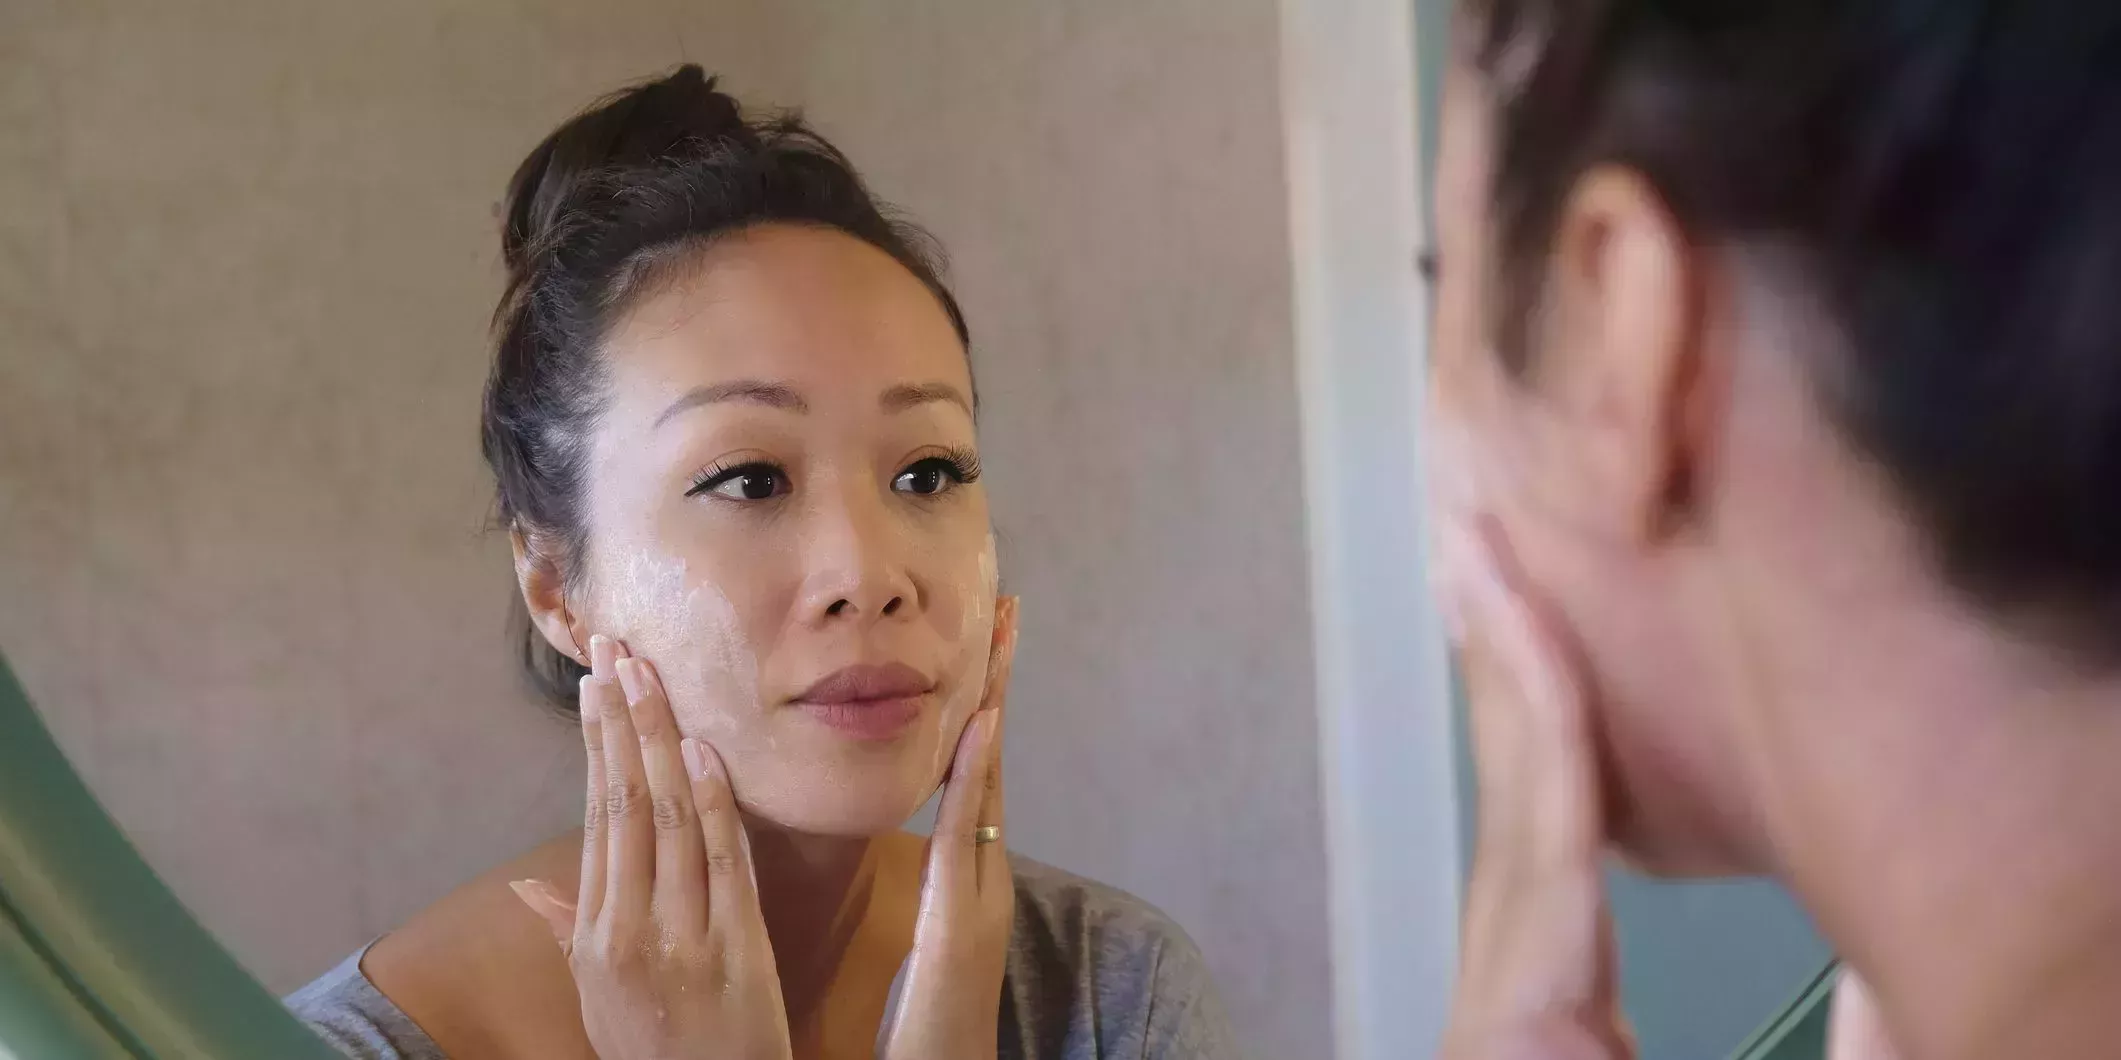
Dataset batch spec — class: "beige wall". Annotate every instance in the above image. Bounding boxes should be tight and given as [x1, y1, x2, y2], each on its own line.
[0, 1, 1328, 1055]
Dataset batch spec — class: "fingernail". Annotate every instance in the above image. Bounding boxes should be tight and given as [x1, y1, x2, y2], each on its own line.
[507, 879, 556, 911]
[588, 634, 615, 677]
[682, 738, 708, 780]
[615, 657, 643, 703]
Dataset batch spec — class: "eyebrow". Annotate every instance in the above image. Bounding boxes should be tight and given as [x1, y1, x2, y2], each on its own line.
[654, 380, 808, 428]
[880, 382, 973, 416]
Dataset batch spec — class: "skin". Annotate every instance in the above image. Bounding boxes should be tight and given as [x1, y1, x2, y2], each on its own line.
[364, 224, 1016, 1059]
[1431, 28, 2121, 1060]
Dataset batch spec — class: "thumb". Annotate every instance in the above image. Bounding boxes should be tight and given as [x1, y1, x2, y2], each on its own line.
[508, 878, 576, 948]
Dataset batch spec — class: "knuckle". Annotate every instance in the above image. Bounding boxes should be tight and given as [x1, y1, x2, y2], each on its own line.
[592, 927, 645, 970]
[704, 846, 741, 880]
[631, 712, 669, 744]
[650, 791, 693, 831]
[604, 779, 650, 822]
[574, 931, 620, 971]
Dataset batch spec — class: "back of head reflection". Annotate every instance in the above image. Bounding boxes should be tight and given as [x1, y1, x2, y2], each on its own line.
[285, 67, 1237, 1060]
[1431, 3, 2121, 1057]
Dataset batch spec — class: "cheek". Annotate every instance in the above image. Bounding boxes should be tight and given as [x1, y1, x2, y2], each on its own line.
[587, 545, 764, 738]
[938, 530, 1000, 703]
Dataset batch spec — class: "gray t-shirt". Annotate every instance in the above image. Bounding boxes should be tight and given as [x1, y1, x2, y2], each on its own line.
[285, 857, 1241, 1060]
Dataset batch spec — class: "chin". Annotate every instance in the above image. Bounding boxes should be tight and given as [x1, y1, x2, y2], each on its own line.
[732, 753, 943, 838]
[749, 796, 929, 837]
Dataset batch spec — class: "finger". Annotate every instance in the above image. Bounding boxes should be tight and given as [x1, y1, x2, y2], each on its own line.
[1452, 517, 1602, 871]
[509, 879, 578, 950]
[928, 708, 999, 907]
[975, 601, 1018, 892]
[1447, 516, 1619, 1028]
[621, 655, 707, 938]
[575, 670, 612, 930]
[593, 638, 654, 935]
[923, 596, 1019, 898]
[688, 738, 765, 937]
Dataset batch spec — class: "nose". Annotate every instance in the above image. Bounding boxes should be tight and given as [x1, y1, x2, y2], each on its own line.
[795, 482, 920, 629]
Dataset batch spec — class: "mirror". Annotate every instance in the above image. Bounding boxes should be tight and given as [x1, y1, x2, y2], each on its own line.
[0, 3, 1877, 1059]
[2, 5, 1342, 1058]
[0, 650, 340, 1058]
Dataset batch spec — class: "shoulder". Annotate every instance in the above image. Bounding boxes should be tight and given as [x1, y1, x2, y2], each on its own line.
[285, 945, 438, 1060]
[1002, 857, 1241, 1060]
[290, 833, 591, 1060]
[1006, 857, 1205, 979]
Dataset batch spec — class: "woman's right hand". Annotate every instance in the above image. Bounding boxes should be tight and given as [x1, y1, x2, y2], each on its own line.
[510, 635, 794, 1060]
[1437, 518, 1633, 1060]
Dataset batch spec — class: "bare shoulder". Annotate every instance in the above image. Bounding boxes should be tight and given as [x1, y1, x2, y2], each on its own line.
[361, 832, 592, 1060]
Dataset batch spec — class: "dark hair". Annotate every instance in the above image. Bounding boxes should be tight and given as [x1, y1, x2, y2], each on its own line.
[1464, 2, 2121, 664]
[481, 65, 971, 712]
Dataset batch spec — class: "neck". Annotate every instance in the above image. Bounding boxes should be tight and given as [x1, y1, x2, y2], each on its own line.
[1713, 513, 2121, 1058]
[739, 816, 885, 1004]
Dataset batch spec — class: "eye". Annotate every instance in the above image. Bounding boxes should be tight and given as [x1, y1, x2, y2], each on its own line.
[687, 461, 790, 502]
[892, 450, 981, 497]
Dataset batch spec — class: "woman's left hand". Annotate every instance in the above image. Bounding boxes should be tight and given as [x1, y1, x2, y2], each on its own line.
[878, 596, 1021, 1060]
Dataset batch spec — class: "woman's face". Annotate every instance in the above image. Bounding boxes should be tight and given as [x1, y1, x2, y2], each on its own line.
[563, 224, 996, 837]
[1428, 51, 1763, 874]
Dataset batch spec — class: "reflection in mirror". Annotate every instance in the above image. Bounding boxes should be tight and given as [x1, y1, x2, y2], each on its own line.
[275, 66, 1244, 1059]
[4, 5, 1330, 1059]
[1426, 2, 2121, 1059]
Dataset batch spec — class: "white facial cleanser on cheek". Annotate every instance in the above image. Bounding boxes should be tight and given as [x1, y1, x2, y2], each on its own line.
[592, 547, 756, 746]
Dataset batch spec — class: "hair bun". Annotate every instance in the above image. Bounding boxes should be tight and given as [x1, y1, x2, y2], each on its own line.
[501, 65, 753, 275]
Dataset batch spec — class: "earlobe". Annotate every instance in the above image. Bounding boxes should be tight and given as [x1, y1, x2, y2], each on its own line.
[1544, 166, 1700, 544]
[512, 527, 589, 664]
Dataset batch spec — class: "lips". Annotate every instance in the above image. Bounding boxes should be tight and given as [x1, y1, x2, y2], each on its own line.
[791, 662, 933, 740]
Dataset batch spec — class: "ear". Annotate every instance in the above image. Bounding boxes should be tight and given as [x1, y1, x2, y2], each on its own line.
[512, 527, 589, 666]
[1536, 165, 1700, 543]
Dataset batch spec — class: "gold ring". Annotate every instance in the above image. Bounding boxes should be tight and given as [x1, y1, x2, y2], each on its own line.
[973, 825, 1002, 846]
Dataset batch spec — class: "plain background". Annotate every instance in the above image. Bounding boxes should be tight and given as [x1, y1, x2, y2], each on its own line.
[0, 1, 1331, 1056]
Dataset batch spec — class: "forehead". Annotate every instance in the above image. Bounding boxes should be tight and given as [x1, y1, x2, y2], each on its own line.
[599, 224, 971, 403]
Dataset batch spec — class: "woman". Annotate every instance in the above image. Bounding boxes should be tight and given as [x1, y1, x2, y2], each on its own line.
[287, 66, 1235, 1060]
[1429, 3, 2121, 1058]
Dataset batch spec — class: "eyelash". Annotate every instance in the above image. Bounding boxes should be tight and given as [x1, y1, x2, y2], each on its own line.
[686, 458, 784, 500]
[683, 446, 984, 501]
[914, 446, 983, 489]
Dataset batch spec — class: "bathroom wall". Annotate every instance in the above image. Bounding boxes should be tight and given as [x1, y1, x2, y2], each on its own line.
[0, 0, 1331, 1054]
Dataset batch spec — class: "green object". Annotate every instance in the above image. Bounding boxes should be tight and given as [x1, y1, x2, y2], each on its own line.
[1731, 961, 1837, 1060]
[0, 650, 342, 1059]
